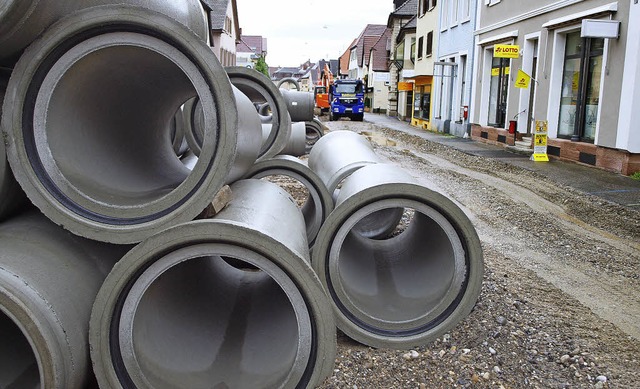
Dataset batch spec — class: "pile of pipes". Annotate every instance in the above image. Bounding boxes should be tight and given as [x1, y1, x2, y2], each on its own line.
[0, 2, 483, 388]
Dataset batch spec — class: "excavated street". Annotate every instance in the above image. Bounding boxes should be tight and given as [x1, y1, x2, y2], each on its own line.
[313, 116, 640, 388]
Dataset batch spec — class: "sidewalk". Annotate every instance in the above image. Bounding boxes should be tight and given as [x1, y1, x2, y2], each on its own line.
[364, 113, 640, 209]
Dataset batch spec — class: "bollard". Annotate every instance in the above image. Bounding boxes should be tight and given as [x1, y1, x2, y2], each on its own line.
[90, 179, 336, 389]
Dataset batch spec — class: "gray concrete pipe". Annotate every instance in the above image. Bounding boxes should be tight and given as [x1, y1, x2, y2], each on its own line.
[304, 118, 324, 154]
[308, 130, 402, 238]
[0, 211, 128, 388]
[226, 66, 292, 161]
[279, 122, 308, 157]
[169, 105, 189, 157]
[1, 5, 238, 244]
[0, 0, 209, 66]
[280, 89, 315, 122]
[244, 155, 334, 247]
[90, 179, 336, 389]
[180, 85, 262, 183]
[311, 163, 484, 349]
[0, 70, 26, 221]
[276, 77, 300, 91]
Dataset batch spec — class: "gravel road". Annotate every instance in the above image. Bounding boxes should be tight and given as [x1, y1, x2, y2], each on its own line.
[301, 119, 640, 388]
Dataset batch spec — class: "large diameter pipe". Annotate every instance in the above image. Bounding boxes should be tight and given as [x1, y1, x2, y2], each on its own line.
[90, 179, 336, 388]
[304, 118, 325, 154]
[244, 155, 334, 246]
[0, 70, 26, 221]
[0, 211, 128, 388]
[1, 6, 238, 244]
[181, 86, 263, 183]
[308, 130, 382, 194]
[281, 89, 315, 122]
[311, 163, 484, 349]
[226, 66, 292, 161]
[0, 0, 209, 66]
[278, 121, 308, 157]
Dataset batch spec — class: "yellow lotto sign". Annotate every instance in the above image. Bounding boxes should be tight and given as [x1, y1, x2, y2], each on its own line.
[494, 44, 520, 59]
[514, 69, 531, 88]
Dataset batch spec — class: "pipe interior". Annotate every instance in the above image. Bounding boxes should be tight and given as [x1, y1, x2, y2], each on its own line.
[0, 311, 40, 388]
[129, 255, 304, 388]
[333, 204, 462, 324]
[352, 207, 406, 239]
[42, 43, 198, 207]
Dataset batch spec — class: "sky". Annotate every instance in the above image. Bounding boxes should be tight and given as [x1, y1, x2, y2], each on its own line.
[235, 0, 394, 67]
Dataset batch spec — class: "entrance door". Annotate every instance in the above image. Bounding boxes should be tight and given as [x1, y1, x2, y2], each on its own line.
[488, 57, 510, 128]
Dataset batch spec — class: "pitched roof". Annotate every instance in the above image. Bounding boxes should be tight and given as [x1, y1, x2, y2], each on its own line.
[242, 35, 267, 54]
[339, 38, 356, 76]
[349, 24, 387, 68]
[368, 28, 392, 72]
[387, 0, 418, 26]
[204, 0, 231, 30]
[236, 38, 253, 53]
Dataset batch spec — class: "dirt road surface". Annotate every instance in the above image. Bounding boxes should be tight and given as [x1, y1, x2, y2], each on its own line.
[312, 119, 640, 388]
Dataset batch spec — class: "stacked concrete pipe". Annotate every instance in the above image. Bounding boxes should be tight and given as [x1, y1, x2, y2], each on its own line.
[90, 179, 336, 388]
[0, 211, 128, 388]
[0, 70, 26, 221]
[308, 130, 403, 238]
[280, 89, 315, 122]
[1, 5, 238, 244]
[304, 118, 325, 154]
[226, 66, 292, 161]
[279, 121, 308, 157]
[0, 0, 209, 66]
[311, 163, 484, 349]
[244, 155, 334, 247]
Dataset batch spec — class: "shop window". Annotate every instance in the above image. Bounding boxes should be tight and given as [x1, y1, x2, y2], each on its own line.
[488, 56, 510, 128]
[413, 85, 432, 120]
[558, 31, 603, 142]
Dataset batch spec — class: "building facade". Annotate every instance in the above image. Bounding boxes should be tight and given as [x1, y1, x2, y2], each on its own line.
[411, 0, 439, 129]
[471, 0, 639, 174]
[367, 28, 392, 113]
[202, 0, 241, 66]
[387, 0, 418, 117]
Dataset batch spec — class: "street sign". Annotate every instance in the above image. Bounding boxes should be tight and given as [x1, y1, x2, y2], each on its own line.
[515, 69, 531, 88]
[532, 120, 549, 162]
[494, 44, 520, 59]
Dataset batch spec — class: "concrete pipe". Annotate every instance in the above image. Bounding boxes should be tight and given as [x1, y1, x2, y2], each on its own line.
[279, 122, 308, 157]
[169, 105, 189, 157]
[0, 70, 26, 221]
[0, 0, 208, 66]
[180, 85, 262, 183]
[90, 179, 336, 389]
[311, 163, 484, 349]
[1, 6, 238, 244]
[226, 66, 292, 161]
[0, 211, 128, 388]
[277, 77, 300, 91]
[281, 89, 315, 122]
[304, 119, 324, 154]
[244, 155, 334, 247]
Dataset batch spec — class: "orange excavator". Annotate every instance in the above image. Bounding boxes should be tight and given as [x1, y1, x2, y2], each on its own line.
[314, 63, 333, 113]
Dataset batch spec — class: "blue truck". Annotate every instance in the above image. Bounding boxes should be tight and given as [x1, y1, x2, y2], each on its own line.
[329, 79, 364, 121]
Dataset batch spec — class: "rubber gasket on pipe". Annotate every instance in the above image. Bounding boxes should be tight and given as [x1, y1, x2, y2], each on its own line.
[225, 66, 292, 161]
[311, 163, 484, 349]
[90, 179, 336, 388]
[1, 5, 238, 244]
[0, 211, 127, 388]
[244, 155, 334, 247]
[0, 0, 209, 66]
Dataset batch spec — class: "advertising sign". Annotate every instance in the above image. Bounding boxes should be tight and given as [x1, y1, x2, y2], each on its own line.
[532, 120, 549, 162]
[494, 44, 520, 59]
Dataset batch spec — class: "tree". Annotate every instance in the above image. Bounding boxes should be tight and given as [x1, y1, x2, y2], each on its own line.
[254, 55, 269, 77]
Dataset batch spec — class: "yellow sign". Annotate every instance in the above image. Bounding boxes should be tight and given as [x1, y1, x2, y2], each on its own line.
[535, 120, 548, 134]
[491, 67, 510, 77]
[532, 120, 549, 162]
[534, 133, 547, 146]
[532, 154, 549, 162]
[398, 82, 413, 91]
[494, 44, 520, 59]
[515, 69, 531, 89]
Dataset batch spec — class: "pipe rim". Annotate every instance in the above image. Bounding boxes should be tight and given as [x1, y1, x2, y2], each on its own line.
[313, 184, 484, 348]
[1, 5, 237, 243]
[118, 243, 312, 388]
[327, 198, 466, 332]
[91, 220, 336, 388]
